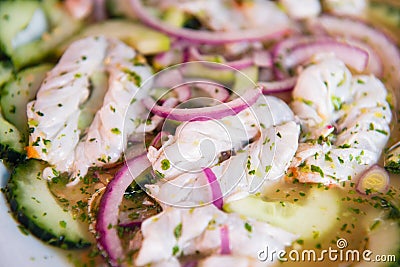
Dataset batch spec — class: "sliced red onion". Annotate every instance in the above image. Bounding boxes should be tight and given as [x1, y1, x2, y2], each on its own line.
[93, 0, 107, 21]
[142, 86, 261, 122]
[272, 36, 340, 78]
[312, 15, 400, 90]
[149, 131, 170, 148]
[129, 0, 292, 44]
[153, 43, 188, 68]
[203, 167, 223, 209]
[343, 38, 383, 77]
[272, 35, 317, 79]
[220, 225, 231, 255]
[285, 40, 369, 73]
[154, 68, 184, 88]
[118, 220, 143, 228]
[188, 46, 254, 70]
[356, 164, 390, 196]
[153, 68, 192, 102]
[195, 83, 230, 102]
[182, 261, 198, 267]
[253, 50, 273, 68]
[259, 76, 298, 94]
[142, 98, 179, 132]
[96, 154, 151, 266]
[174, 84, 191, 102]
[88, 187, 106, 234]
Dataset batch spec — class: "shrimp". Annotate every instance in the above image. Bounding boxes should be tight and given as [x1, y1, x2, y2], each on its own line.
[135, 204, 296, 266]
[27, 36, 153, 183]
[146, 96, 300, 205]
[287, 54, 391, 185]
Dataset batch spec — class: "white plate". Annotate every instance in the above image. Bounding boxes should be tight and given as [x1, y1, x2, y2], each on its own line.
[0, 161, 71, 267]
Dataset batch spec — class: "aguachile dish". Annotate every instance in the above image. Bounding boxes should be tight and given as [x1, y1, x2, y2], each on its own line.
[0, 0, 400, 266]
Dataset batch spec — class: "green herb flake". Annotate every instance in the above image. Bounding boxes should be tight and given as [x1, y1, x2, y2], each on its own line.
[155, 170, 165, 178]
[161, 159, 171, 170]
[174, 223, 182, 239]
[331, 96, 342, 111]
[311, 165, 324, 177]
[265, 165, 272, 173]
[111, 128, 121, 135]
[375, 129, 388, 135]
[325, 154, 333, 162]
[59, 221, 67, 228]
[123, 69, 142, 86]
[244, 222, 252, 233]
[302, 99, 313, 106]
[172, 245, 179, 256]
[357, 79, 365, 84]
[339, 144, 350, 149]
[18, 225, 30, 236]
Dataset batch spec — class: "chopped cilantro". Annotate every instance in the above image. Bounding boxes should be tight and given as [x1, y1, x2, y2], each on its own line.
[174, 223, 182, 239]
[244, 222, 252, 233]
[161, 159, 171, 170]
[311, 165, 324, 177]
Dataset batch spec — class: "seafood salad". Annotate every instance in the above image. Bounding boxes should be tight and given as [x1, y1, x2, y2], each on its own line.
[0, 0, 400, 267]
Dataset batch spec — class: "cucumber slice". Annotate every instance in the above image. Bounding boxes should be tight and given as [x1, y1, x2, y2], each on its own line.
[4, 0, 82, 69]
[224, 188, 340, 240]
[162, 7, 186, 27]
[0, 1, 41, 56]
[181, 63, 235, 85]
[0, 61, 13, 88]
[105, 0, 137, 19]
[355, 220, 400, 267]
[58, 20, 170, 55]
[1, 64, 52, 141]
[6, 159, 92, 248]
[0, 106, 24, 163]
[232, 65, 258, 96]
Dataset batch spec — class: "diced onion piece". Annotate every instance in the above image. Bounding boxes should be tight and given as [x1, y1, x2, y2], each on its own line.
[356, 165, 390, 195]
